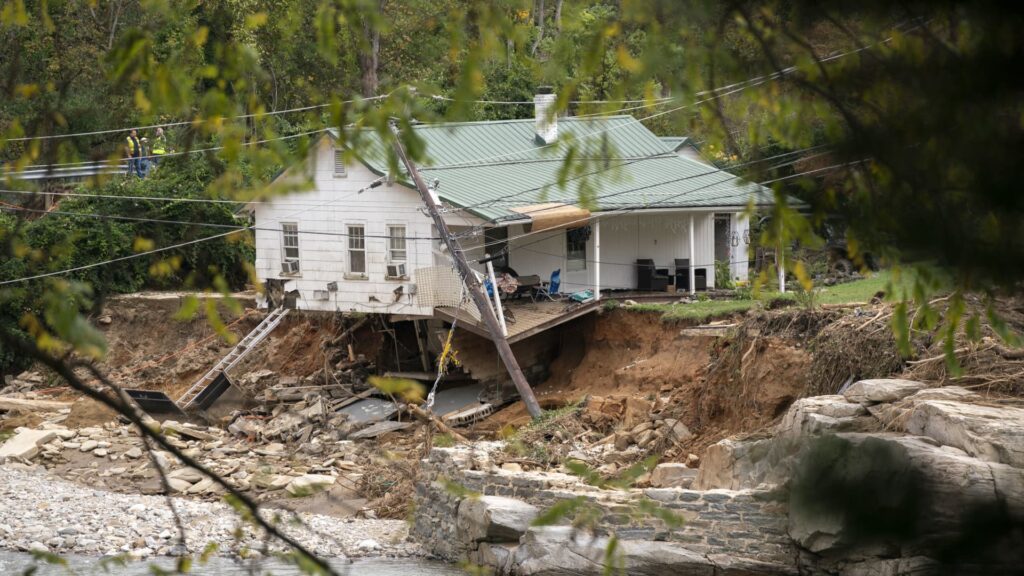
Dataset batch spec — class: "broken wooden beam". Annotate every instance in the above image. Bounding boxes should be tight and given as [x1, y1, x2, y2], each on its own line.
[0, 397, 72, 412]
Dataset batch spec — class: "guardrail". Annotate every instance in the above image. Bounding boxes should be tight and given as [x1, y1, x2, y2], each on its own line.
[0, 160, 130, 182]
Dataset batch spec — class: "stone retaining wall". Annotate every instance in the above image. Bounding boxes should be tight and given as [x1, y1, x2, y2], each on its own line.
[412, 444, 795, 571]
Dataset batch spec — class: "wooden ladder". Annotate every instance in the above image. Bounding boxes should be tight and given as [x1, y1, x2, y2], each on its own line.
[176, 307, 291, 410]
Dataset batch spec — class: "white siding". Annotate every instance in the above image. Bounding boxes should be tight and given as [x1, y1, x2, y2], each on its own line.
[253, 138, 434, 315]
[253, 138, 752, 314]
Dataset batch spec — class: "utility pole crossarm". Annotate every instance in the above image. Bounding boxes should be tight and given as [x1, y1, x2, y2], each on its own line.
[388, 124, 543, 419]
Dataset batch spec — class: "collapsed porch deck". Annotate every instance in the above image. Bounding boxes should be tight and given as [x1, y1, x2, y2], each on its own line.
[434, 298, 601, 343]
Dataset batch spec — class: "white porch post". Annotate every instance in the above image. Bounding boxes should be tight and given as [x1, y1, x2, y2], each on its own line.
[486, 259, 509, 337]
[777, 218, 786, 293]
[689, 214, 696, 295]
[594, 218, 601, 300]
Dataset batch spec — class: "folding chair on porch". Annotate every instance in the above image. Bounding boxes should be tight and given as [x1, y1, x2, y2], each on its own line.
[533, 269, 561, 301]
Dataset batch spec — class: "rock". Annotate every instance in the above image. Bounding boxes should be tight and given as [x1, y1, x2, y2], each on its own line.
[458, 496, 540, 543]
[631, 421, 654, 435]
[97, 314, 112, 325]
[778, 395, 873, 437]
[0, 429, 58, 460]
[787, 433, 1024, 556]
[186, 477, 221, 495]
[28, 541, 49, 554]
[650, 463, 698, 488]
[613, 433, 633, 451]
[668, 421, 694, 443]
[254, 442, 287, 456]
[124, 447, 143, 459]
[842, 379, 927, 405]
[167, 468, 204, 483]
[356, 539, 381, 552]
[635, 429, 657, 448]
[694, 437, 781, 491]
[166, 478, 193, 493]
[228, 418, 261, 438]
[79, 440, 99, 452]
[905, 400, 1024, 467]
[501, 463, 523, 473]
[285, 474, 335, 496]
[160, 421, 214, 441]
[512, 526, 790, 576]
[93, 448, 108, 457]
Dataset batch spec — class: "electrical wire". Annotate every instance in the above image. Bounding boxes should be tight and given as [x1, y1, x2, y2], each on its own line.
[1, 96, 388, 143]
[6, 129, 329, 172]
[0, 204, 442, 241]
[465, 160, 861, 260]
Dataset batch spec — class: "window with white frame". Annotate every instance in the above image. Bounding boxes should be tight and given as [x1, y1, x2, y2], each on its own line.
[566, 226, 588, 272]
[347, 225, 366, 275]
[281, 223, 300, 273]
[388, 225, 407, 262]
[333, 148, 346, 177]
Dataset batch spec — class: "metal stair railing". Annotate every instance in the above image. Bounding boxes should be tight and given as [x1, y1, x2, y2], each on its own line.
[176, 307, 291, 410]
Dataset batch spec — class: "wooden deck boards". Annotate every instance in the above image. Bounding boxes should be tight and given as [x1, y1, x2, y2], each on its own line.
[435, 298, 600, 343]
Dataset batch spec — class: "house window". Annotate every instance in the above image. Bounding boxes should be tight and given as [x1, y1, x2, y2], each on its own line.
[388, 225, 407, 262]
[566, 226, 588, 272]
[333, 148, 346, 177]
[281, 223, 300, 273]
[348, 225, 366, 275]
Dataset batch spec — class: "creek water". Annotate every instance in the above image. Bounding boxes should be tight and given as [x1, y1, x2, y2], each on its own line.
[0, 551, 464, 575]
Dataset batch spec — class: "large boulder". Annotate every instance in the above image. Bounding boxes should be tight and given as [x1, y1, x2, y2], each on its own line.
[777, 395, 875, 437]
[650, 463, 698, 488]
[0, 429, 58, 460]
[787, 433, 1024, 562]
[286, 474, 336, 496]
[512, 526, 796, 575]
[905, 400, 1024, 468]
[458, 496, 540, 544]
[694, 437, 778, 490]
[842, 379, 927, 405]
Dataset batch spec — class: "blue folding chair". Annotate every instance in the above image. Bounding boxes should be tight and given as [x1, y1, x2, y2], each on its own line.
[534, 269, 561, 301]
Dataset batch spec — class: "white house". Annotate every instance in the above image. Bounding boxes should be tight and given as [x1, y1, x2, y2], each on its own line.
[251, 92, 774, 324]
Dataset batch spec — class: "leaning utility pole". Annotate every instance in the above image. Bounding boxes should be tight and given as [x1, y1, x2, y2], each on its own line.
[389, 123, 543, 419]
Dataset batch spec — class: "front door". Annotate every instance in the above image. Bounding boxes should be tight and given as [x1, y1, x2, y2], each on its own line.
[714, 214, 732, 266]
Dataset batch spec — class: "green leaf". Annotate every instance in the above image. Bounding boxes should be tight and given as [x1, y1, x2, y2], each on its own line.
[532, 496, 585, 526]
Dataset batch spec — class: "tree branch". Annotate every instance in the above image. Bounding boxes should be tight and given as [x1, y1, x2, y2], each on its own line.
[3, 334, 340, 576]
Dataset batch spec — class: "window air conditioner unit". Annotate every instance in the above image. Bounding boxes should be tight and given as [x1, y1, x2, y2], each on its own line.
[386, 263, 406, 278]
[281, 260, 300, 274]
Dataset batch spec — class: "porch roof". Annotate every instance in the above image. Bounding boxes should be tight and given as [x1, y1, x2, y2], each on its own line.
[331, 116, 782, 222]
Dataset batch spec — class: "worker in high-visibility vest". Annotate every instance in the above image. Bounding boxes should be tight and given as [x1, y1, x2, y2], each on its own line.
[151, 127, 168, 160]
[125, 129, 142, 177]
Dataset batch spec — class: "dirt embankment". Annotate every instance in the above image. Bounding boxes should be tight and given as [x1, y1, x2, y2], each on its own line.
[483, 305, 915, 459]
[61, 293, 379, 427]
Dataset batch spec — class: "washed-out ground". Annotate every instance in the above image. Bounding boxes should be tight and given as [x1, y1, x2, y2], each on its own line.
[3, 275, 1024, 572]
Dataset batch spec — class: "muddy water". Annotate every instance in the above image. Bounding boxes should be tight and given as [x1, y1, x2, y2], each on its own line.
[0, 551, 464, 575]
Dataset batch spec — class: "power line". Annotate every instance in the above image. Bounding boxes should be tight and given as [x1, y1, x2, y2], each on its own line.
[0, 204, 442, 240]
[466, 160, 860, 260]
[0, 229, 245, 286]
[1, 96, 389, 144]
[7, 129, 328, 172]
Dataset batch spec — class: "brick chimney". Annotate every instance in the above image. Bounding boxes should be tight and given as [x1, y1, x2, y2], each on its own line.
[534, 87, 557, 144]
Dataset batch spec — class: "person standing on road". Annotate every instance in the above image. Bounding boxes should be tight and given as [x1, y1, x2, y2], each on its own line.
[125, 129, 142, 177]
[150, 127, 169, 168]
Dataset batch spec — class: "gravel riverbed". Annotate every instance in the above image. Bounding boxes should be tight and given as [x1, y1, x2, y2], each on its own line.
[0, 465, 422, 560]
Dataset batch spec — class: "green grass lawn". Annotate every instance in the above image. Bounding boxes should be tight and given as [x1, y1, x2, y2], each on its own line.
[618, 270, 910, 323]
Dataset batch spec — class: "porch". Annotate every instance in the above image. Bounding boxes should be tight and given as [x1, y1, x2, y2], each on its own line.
[434, 297, 602, 344]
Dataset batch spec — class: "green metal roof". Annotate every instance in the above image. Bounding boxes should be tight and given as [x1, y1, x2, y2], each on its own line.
[331, 116, 776, 222]
[658, 136, 692, 151]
